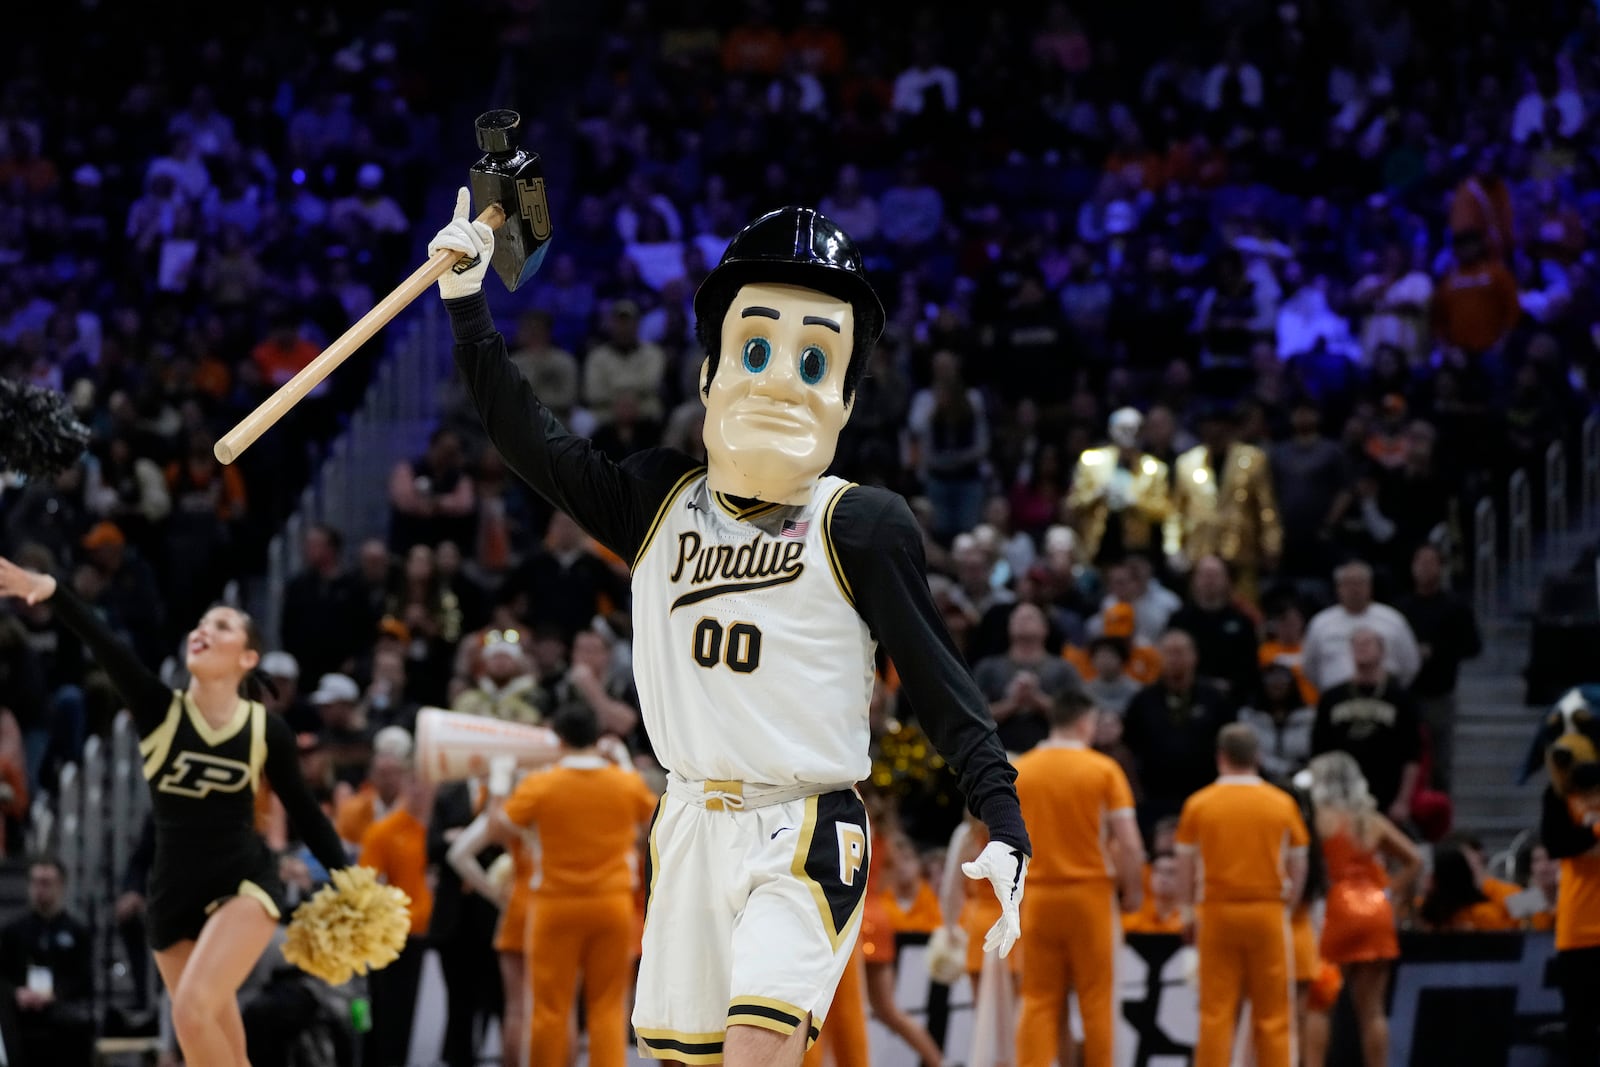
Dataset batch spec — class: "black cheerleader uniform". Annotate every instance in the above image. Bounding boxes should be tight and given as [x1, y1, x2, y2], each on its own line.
[51, 586, 347, 950]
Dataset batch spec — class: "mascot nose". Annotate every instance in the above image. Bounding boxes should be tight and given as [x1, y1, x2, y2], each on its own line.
[1552, 747, 1577, 771]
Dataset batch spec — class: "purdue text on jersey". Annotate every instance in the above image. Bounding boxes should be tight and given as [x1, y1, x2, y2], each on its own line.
[669, 531, 806, 610]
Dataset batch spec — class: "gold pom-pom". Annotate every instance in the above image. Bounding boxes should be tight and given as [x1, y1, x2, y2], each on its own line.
[283, 866, 412, 986]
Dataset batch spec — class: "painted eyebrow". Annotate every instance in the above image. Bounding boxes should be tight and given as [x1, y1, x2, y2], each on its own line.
[802, 315, 841, 333]
[740, 306, 781, 320]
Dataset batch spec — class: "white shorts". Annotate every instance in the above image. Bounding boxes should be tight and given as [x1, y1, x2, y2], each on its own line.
[633, 777, 871, 1063]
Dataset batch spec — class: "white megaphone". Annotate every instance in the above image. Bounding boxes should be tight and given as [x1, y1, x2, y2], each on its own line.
[414, 707, 561, 784]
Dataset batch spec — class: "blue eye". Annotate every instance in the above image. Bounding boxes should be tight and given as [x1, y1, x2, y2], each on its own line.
[742, 337, 771, 373]
[799, 345, 827, 385]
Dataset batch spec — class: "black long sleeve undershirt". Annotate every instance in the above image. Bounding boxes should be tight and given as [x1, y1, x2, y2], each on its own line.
[47, 583, 347, 875]
[264, 711, 348, 874]
[47, 582, 172, 737]
[830, 487, 1031, 856]
[447, 292, 699, 562]
[447, 294, 1028, 855]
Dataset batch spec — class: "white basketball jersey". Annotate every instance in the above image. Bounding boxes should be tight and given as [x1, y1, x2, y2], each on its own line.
[630, 472, 874, 786]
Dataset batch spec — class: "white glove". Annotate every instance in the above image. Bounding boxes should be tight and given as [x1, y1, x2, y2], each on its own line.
[428, 186, 495, 300]
[962, 840, 1028, 958]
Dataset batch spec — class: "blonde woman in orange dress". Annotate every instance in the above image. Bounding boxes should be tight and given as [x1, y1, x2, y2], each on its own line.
[1308, 752, 1422, 1067]
[448, 786, 539, 1067]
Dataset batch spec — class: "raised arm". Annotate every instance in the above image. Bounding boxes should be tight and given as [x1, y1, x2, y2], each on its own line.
[445, 293, 701, 562]
[0, 557, 173, 737]
[829, 487, 1029, 855]
[429, 192, 699, 563]
[263, 711, 347, 876]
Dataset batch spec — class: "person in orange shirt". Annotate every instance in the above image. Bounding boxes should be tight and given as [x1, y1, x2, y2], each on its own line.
[495, 703, 657, 1067]
[449, 780, 541, 1067]
[1310, 752, 1421, 1067]
[334, 726, 413, 853]
[1014, 690, 1146, 1067]
[1175, 725, 1309, 1067]
[1122, 851, 1185, 934]
[1259, 594, 1318, 708]
[881, 832, 944, 934]
[251, 317, 321, 388]
[1538, 767, 1600, 1064]
[1431, 229, 1521, 355]
[1447, 157, 1515, 262]
[1521, 843, 1559, 932]
[1418, 845, 1517, 931]
[1282, 778, 1334, 1067]
[1138, 816, 1180, 902]
[1067, 603, 1163, 686]
[357, 757, 434, 1067]
[827, 785, 947, 1067]
[1449, 832, 1526, 912]
[799, 945, 870, 1067]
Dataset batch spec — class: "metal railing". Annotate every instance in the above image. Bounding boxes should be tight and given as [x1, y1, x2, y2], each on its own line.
[1474, 497, 1498, 624]
[1507, 469, 1532, 597]
[28, 713, 156, 1021]
[1548, 441, 1569, 548]
[1476, 413, 1600, 623]
[258, 302, 449, 646]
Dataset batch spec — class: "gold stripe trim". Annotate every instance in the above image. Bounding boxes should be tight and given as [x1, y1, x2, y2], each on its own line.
[635, 1027, 725, 1064]
[634, 1026, 725, 1043]
[140, 696, 183, 780]
[726, 996, 820, 1048]
[644, 800, 663, 923]
[185, 693, 252, 747]
[786, 795, 865, 953]
[821, 481, 858, 606]
[636, 1045, 722, 1066]
[712, 492, 782, 521]
[206, 880, 282, 921]
[727, 994, 807, 1019]
[725, 1014, 797, 1038]
[248, 701, 267, 793]
[633, 467, 705, 571]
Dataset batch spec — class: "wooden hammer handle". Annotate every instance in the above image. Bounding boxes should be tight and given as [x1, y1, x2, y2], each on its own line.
[214, 202, 509, 465]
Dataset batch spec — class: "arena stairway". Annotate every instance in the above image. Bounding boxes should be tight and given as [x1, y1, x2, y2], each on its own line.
[1451, 520, 1590, 862]
[1451, 616, 1541, 857]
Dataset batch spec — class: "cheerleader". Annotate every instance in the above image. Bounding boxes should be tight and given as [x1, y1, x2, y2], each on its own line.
[0, 555, 358, 1067]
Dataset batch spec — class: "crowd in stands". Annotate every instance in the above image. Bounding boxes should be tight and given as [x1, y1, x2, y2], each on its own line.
[5, 0, 1600, 1061]
[0, 1, 455, 801]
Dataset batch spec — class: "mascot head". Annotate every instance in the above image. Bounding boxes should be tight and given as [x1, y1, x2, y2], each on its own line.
[693, 206, 884, 505]
[1521, 686, 1600, 796]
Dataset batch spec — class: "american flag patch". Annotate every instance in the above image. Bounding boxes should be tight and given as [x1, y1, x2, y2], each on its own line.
[780, 519, 810, 539]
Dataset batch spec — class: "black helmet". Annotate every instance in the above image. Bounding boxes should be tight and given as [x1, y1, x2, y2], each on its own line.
[694, 206, 884, 401]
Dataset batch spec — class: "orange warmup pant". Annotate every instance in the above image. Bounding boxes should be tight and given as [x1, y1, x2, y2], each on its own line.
[802, 943, 869, 1067]
[1017, 880, 1119, 1067]
[526, 891, 634, 1067]
[1195, 901, 1294, 1067]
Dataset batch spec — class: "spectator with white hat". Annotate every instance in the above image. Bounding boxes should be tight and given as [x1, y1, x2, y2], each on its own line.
[309, 672, 371, 787]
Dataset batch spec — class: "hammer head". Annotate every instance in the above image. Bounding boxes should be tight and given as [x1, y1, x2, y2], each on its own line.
[469, 109, 552, 292]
